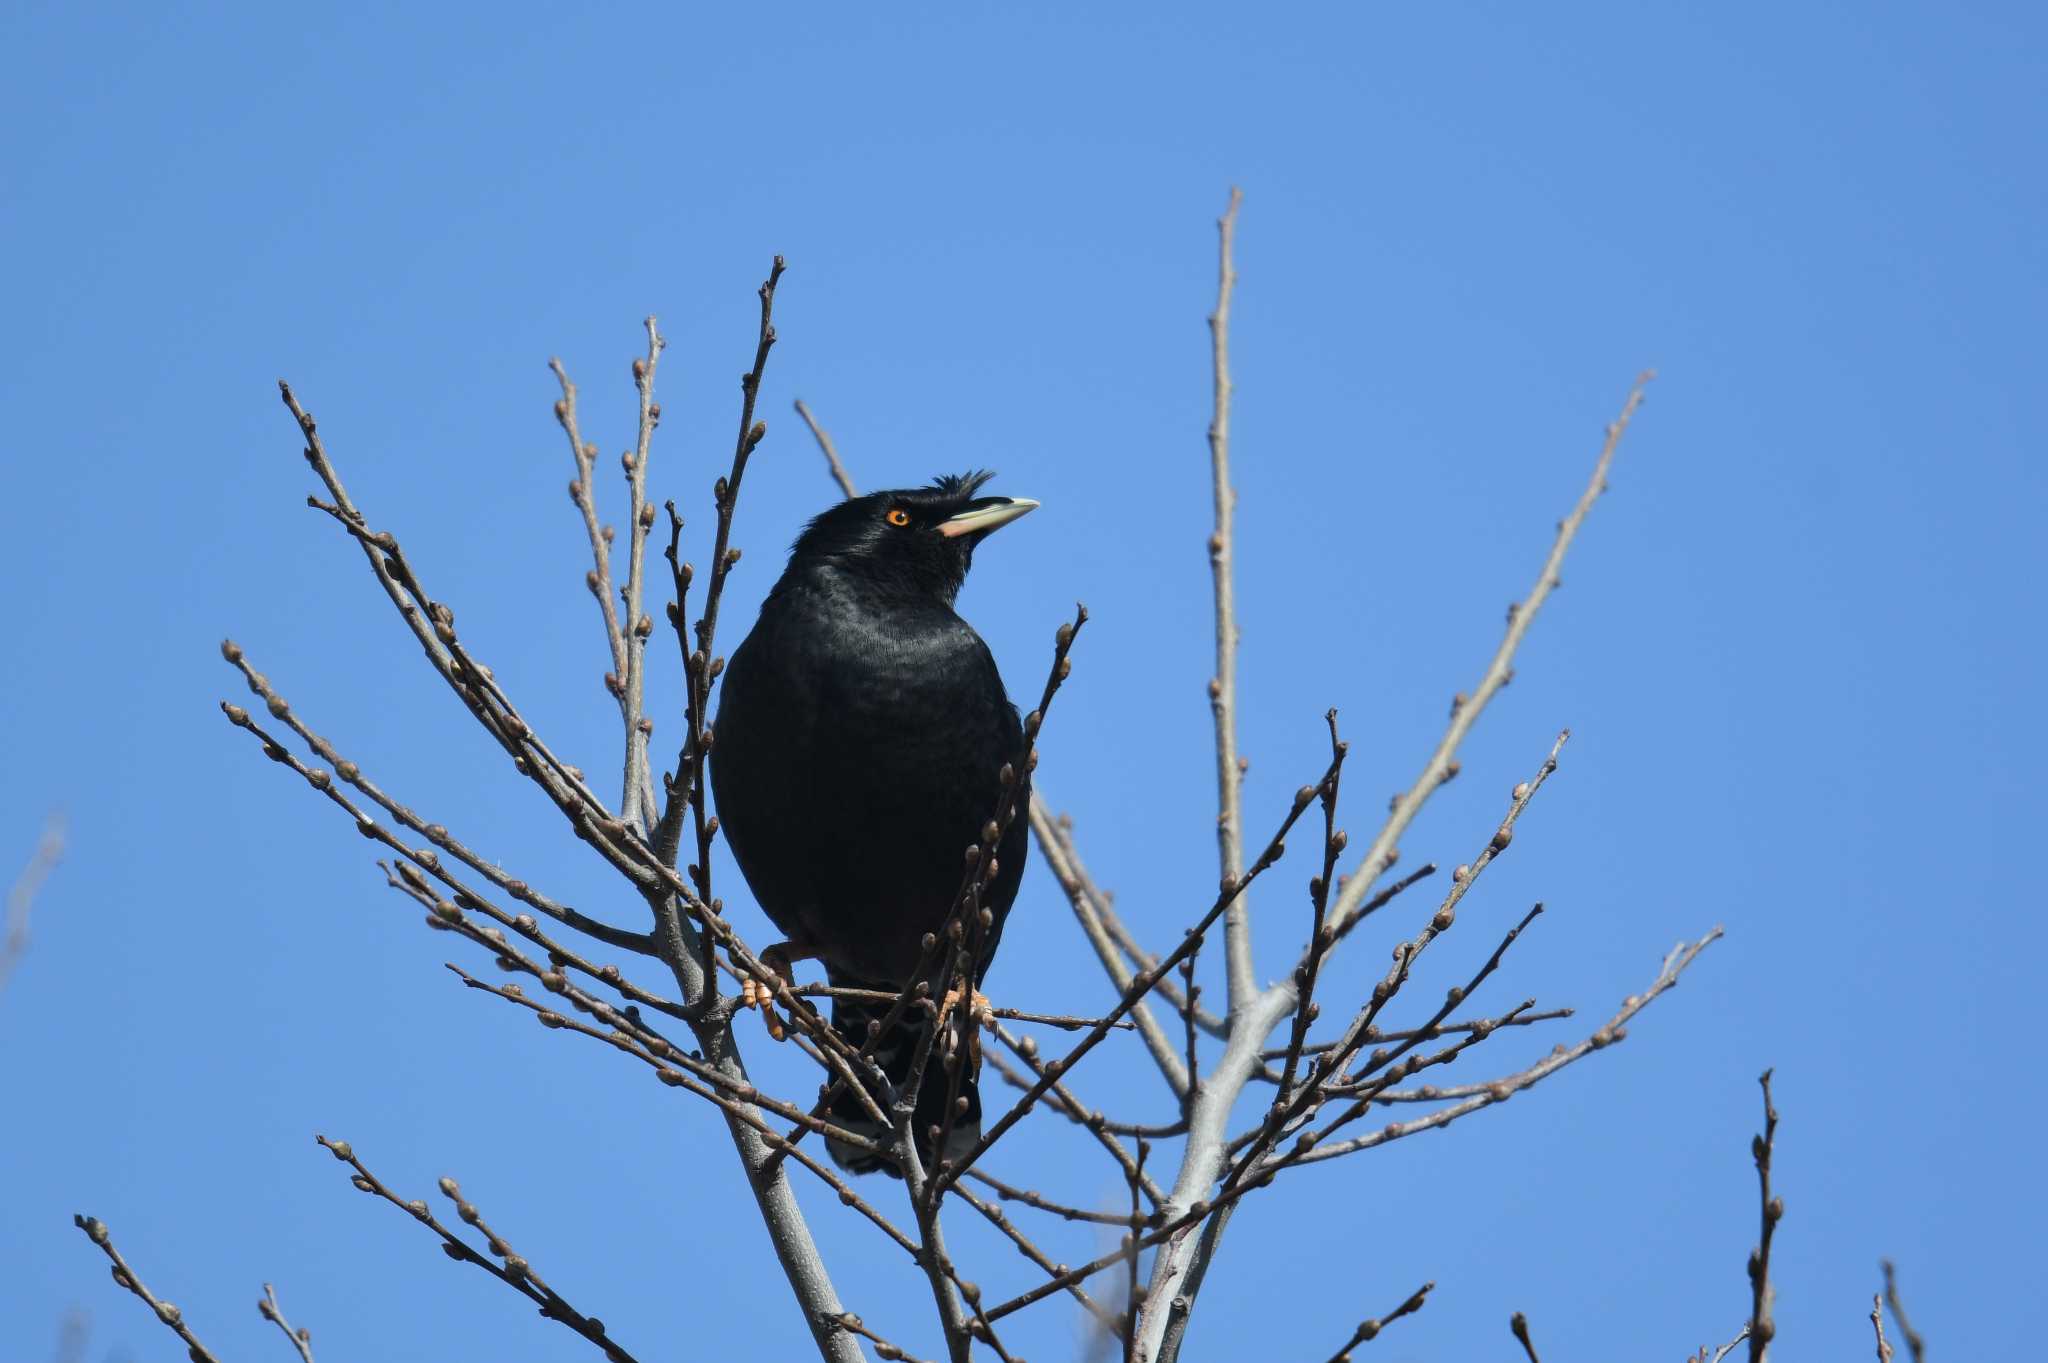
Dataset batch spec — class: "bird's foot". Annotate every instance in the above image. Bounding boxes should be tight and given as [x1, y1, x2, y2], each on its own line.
[936, 985, 992, 1064]
[740, 943, 803, 1042]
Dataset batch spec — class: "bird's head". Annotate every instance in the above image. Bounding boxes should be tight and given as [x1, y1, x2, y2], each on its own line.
[787, 471, 1039, 603]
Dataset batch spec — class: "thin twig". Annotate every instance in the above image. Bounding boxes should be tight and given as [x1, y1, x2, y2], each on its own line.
[795, 399, 858, 498]
[833, 1312, 939, 1363]
[1510, 1311, 1543, 1363]
[948, 1181, 1120, 1332]
[1872, 1294, 1894, 1363]
[984, 1022, 1166, 1204]
[1060, 826, 1229, 1038]
[270, 285, 865, 1362]
[1701, 1325, 1752, 1363]
[656, 257, 785, 914]
[1232, 737, 1565, 1178]
[1205, 186, 1255, 1011]
[1322, 1282, 1432, 1362]
[894, 1127, 972, 1363]
[258, 1283, 318, 1363]
[1256, 1005, 1572, 1061]
[795, 985, 1132, 1031]
[1319, 372, 1655, 943]
[1270, 712, 1348, 1104]
[1301, 999, 1542, 1106]
[1230, 905, 1545, 1184]
[982, 1047, 1185, 1142]
[934, 747, 1340, 1198]
[277, 387, 657, 898]
[1140, 352, 1643, 1349]
[961, 1165, 1148, 1227]
[548, 352, 636, 817]
[1747, 1069, 1781, 1363]
[286, 415, 868, 1059]
[620, 317, 668, 831]
[1120, 1140, 1150, 1363]
[1277, 929, 1721, 1168]
[218, 692, 649, 956]
[315, 1136, 644, 1362]
[1028, 799, 1198, 1091]
[1883, 1261, 1924, 1363]
[71, 1215, 223, 1363]
[445, 961, 917, 1252]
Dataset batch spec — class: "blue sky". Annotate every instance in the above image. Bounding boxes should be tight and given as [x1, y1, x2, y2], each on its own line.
[3, 3, 2041, 1359]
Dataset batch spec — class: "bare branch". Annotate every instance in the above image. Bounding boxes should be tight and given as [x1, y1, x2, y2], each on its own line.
[985, 1020, 1166, 1205]
[218, 200, 1702, 1363]
[795, 398, 858, 498]
[1510, 1310, 1543, 1363]
[276, 386, 658, 897]
[548, 353, 635, 812]
[1027, 799, 1196, 1092]
[269, 278, 869, 1361]
[442, 959, 918, 1254]
[1, 812, 65, 995]
[654, 257, 785, 909]
[316, 1135, 644, 1362]
[833, 1312, 939, 1363]
[1696, 1324, 1751, 1363]
[1205, 186, 1255, 1010]
[620, 317, 668, 831]
[797, 983, 1132, 1032]
[960, 1163, 1148, 1227]
[893, 1129, 972, 1363]
[934, 746, 1339, 1197]
[1882, 1261, 1925, 1363]
[1320, 372, 1655, 942]
[258, 1282, 318, 1363]
[1872, 1294, 1894, 1363]
[71, 1215, 222, 1363]
[1232, 905, 1545, 1183]
[1256, 1004, 1572, 1062]
[1269, 712, 1349, 1104]
[1119, 1139, 1151, 1362]
[1066, 831, 1230, 1039]
[1282, 928, 1721, 1168]
[1231, 737, 1565, 1184]
[948, 1180, 1120, 1332]
[1322, 1282, 1432, 1362]
[1747, 1070, 1782, 1363]
[221, 649, 650, 954]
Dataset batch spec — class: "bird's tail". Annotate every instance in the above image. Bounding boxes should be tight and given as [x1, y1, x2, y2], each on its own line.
[824, 978, 981, 1178]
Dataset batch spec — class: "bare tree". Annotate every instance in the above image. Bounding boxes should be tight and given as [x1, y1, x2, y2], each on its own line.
[67, 193, 1914, 1361]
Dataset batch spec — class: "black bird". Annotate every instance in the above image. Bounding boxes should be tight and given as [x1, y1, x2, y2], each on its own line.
[710, 472, 1038, 1175]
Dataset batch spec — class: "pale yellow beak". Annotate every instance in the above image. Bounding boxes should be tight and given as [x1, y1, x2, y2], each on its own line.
[937, 497, 1040, 539]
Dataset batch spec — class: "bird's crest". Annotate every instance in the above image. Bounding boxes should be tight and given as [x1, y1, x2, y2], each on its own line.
[929, 470, 997, 500]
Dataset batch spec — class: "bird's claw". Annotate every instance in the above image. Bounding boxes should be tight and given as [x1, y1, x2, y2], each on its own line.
[741, 974, 788, 1041]
[741, 943, 802, 1042]
[937, 985, 992, 1064]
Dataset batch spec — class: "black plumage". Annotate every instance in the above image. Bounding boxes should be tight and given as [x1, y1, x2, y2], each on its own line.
[710, 472, 1038, 1174]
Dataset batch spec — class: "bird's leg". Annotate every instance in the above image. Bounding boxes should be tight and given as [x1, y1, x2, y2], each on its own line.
[935, 983, 993, 1064]
[740, 941, 814, 1042]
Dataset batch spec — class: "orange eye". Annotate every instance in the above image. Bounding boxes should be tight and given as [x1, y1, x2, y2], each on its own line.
[886, 508, 912, 527]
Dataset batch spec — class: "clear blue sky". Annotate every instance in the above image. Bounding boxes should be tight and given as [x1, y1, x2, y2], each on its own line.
[3, 3, 2041, 1360]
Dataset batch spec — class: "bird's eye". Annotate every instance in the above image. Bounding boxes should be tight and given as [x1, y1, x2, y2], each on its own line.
[886, 508, 912, 527]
